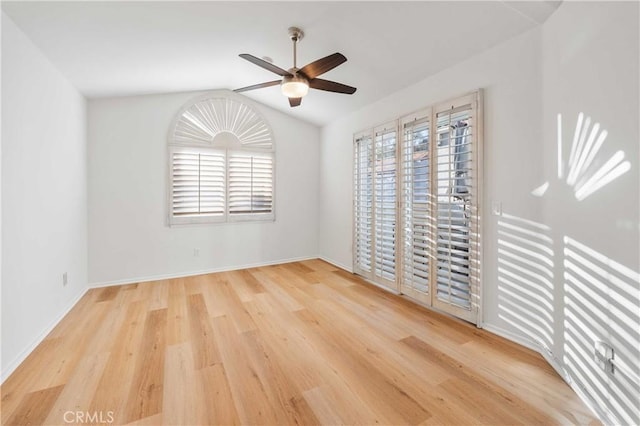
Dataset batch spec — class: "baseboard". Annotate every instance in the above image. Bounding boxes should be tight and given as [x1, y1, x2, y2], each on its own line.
[1, 286, 89, 384]
[89, 255, 319, 288]
[318, 256, 353, 273]
[481, 323, 541, 353]
[481, 322, 615, 426]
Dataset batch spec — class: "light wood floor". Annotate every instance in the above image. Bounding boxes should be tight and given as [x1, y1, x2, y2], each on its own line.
[2, 260, 598, 425]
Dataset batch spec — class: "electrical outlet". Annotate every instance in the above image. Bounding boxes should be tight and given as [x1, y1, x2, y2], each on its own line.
[62, 272, 68, 287]
[594, 341, 615, 374]
[193, 248, 200, 257]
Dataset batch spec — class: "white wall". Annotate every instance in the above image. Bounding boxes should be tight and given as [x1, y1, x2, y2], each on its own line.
[1, 13, 88, 380]
[319, 2, 639, 424]
[88, 91, 320, 285]
[541, 2, 639, 424]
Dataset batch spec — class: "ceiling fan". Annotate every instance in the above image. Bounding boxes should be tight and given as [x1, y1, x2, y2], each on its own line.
[234, 27, 357, 107]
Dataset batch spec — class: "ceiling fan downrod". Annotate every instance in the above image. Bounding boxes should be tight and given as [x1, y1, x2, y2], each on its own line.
[288, 27, 304, 70]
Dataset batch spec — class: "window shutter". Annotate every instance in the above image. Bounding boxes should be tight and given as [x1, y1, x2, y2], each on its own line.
[228, 152, 274, 219]
[433, 97, 479, 320]
[400, 112, 432, 303]
[171, 147, 226, 223]
[374, 124, 398, 285]
[353, 92, 481, 324]
[169, 94, 275, 225]
[354, 132, 374, 276]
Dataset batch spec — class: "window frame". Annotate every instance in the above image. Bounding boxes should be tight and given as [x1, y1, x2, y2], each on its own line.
[167, 91, 276, 226]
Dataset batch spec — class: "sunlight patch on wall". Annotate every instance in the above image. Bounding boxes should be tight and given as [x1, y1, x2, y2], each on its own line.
[558, 113, 630, 201]
[531, 181, 549, 197]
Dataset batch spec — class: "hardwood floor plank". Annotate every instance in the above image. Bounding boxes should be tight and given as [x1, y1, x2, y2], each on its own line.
[401, 335, 556, 424]
[165, 279, 189, 346]
[250, 267, 309, 310]
[122, 308, 167, 423]
[301, 387, 345, 425]
[89, 300, 146, 421]
[96, 285, 121, 302]
[1, 338, 64, 420]
[246, 292, 399, 425]
[241, 329, 320, 425]
[43, 352, 110, 425]
[295, 307, 432, 424]
[207, 273, 257, 333]
[4, 385, 64, 426]
[199, 274, 228, 318]
[300, 259, 339, 272]
[243, 297, 321, 391]
[123, 413, 162, 425]
[236, 269, 267, 294]
[198, 364, 241, 425]
[210, 315, 279, 425]
[310, 297, 451, 386]
[186, 293, 221, 369]
[0, 260, 600, 426]
[148, 280, 169, 311]
[437, 378, 526, 425]
[162, 342, 204, 425]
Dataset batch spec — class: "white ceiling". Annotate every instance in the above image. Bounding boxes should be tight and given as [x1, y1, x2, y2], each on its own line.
[2, 1, 560, 126]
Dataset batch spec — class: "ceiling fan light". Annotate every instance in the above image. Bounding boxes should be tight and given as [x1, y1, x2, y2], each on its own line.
[281, 76, 309, 98]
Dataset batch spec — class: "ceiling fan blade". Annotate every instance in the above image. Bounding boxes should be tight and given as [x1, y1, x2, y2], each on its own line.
[234, 80, 281, 93]
[309, 78, 357, 95]
[239, 54, 292, 77]
[289, 97, 302, 107]
[299, 53, 347, 79]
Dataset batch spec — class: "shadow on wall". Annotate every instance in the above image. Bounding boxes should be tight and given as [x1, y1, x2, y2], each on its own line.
[497, 213, 555, 350]
[563, 236, 640, 425]
[495, 111, 639, 424]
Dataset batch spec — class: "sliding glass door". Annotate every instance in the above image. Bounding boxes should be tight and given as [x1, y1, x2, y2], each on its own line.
[354, 91, 482, 324]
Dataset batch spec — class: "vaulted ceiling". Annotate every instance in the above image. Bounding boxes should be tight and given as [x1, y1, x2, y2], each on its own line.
[2, 1, 559, 126]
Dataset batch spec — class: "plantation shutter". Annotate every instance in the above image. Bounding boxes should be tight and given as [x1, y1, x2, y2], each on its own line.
[228, 152, 274, 219]
[374, 123, 398, 287]
[400, 111, 432, 303]
[353, 132, 374, 277]
[169, 94, 275, 225]
[170, 147, 226, 224]
[432, 94, 480, 322]
[353, 91, 481, 324]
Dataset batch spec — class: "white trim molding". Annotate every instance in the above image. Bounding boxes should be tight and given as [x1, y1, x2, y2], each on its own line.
[319, 256, 353, 273]
[89, 256, 318, 288]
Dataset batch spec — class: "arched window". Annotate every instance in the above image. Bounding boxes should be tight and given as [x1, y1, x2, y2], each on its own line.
[168, 92, 275, 225]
